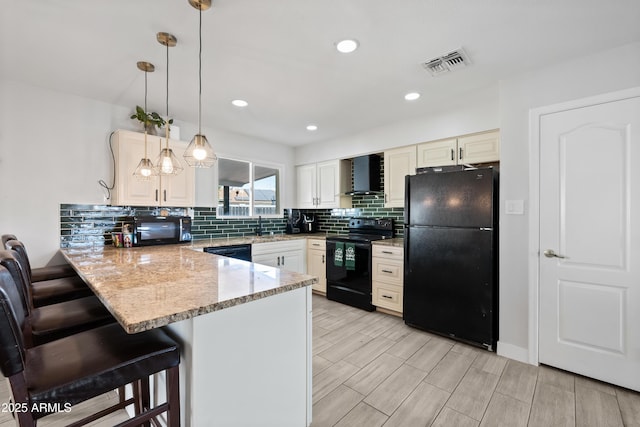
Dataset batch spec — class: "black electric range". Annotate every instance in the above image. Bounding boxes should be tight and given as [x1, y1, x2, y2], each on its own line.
[325, 218, 394, 311]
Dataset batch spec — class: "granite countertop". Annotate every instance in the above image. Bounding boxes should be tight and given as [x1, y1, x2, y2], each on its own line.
[188, 233, 327, 249]
[372, 237, 404, 248]
[60, 244, 317, 334]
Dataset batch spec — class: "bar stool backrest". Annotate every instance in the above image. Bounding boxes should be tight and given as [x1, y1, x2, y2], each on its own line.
[4, 241, 33, 285]
[1, 234, 18, 249]
[0, 250, 33, 314]
[0, 266, 27, 378]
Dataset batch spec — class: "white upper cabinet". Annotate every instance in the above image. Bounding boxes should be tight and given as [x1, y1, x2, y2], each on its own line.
[295, 159, 351, 209]
[111, 130, 195, 207]
[384, 146, 416, 208]
[417, 130, 500, 168]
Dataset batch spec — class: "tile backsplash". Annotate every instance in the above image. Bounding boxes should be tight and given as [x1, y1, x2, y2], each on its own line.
[60, 201, 403, 248]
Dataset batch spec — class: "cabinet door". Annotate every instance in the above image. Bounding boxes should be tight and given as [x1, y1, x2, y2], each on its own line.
[252, 253, 281, 269]
[307, 242, 326, 294]
[161, 139, 195, 207]
[317, 160, 351, 209]
[384, 146, 416, 208]
[296, 164, 317, 208]
[416, 138, 457, 167]
[112, 130, 159, 206]
[279, 249, 305, 274]
[458, 130, 500, 164]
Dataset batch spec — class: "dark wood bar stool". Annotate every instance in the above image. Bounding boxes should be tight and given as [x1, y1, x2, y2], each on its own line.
[0, 250, 114, 346]
[0, 265, 181, 426]
[2, 234, 77, 282]
[3, 239, 92, 307]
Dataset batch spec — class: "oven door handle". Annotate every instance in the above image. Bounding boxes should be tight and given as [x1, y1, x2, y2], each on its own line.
[327, 241, 371, 250]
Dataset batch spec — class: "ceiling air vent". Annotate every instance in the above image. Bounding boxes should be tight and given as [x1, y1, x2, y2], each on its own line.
[422, 48, 470, 77]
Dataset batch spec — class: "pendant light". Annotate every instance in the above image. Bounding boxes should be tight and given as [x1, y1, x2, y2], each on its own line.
[184, 0, 217, 168]
[154, 32, 183, 176]
[133, 61, 158, 180]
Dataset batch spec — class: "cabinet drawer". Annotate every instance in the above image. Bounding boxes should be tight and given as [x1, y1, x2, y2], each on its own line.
[372, 244, 403, 260]
[252, 239, 305, 255]
[307, 239, 325, 251]
[372, 258, 403, 285]
[372, 283, 403, 313]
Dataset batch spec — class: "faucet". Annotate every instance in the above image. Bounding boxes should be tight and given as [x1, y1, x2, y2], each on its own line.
[256, 216, 263, 236]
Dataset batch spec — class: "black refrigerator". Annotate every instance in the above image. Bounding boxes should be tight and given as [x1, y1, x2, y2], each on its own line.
[403, 167, 498, 351]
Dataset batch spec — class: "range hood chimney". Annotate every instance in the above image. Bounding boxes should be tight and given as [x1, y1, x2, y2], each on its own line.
[347, 154, 381, 195]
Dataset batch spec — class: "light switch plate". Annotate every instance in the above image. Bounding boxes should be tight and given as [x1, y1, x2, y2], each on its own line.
[505, 199, 525, 215]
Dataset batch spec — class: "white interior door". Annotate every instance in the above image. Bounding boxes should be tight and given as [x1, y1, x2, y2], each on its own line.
[539, 94, 640, 391]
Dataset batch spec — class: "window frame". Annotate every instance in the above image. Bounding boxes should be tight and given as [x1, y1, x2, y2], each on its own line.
[214, 155, 284, 219]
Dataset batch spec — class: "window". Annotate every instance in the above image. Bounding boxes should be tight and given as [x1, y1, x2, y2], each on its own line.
[217, 157, 281, 218]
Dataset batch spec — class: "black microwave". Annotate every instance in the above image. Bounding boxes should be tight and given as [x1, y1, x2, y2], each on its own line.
[123, 216, 192, 246]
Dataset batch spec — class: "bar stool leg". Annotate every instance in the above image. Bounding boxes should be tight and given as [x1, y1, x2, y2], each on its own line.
[167, 366, 180, 427]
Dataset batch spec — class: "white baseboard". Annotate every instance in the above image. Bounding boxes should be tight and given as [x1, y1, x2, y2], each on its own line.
[497, 341, 532, 364]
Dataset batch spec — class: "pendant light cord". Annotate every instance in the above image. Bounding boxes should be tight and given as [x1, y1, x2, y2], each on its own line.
[166, 40, 170, 118]
[144, 70, 149, 158]
[198, 6, 203, 135]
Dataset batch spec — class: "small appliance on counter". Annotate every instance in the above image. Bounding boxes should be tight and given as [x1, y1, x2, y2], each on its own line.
[285, 209, 302, 234]
[122, 215, 192, 246]
[302, 213, 318, 233]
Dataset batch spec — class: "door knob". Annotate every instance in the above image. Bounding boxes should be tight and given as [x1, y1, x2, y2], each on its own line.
[543, 249, 565, 258]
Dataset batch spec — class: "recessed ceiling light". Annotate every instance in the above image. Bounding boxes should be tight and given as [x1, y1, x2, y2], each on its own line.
[404, 92, 421, 101]
[335, 39, 359, 54]
[231, 99, 248, 107]
[306, 124, 318, 131]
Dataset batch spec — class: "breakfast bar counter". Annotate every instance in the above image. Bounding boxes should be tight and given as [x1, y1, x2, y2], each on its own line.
[60, 244, 316, 333]
[60, 244, 316, 427]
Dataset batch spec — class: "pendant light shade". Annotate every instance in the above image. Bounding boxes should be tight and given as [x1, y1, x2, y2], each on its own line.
[133, 61, 158, 180]
[184, 0, 217, 168]
[154, 32, 183, 176]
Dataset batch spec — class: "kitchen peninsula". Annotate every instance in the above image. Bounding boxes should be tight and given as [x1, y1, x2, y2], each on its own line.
[61, 244, 316, 427]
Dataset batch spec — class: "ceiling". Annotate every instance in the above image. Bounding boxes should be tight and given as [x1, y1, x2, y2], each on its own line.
[2, 1, 639, 146]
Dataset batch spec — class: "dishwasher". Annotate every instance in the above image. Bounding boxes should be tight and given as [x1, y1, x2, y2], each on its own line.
[203, 244, 252, 261]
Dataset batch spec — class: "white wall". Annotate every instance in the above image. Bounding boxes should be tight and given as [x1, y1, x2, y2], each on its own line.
[0, 80, 295, 268]
[294, 84, 500, 164]
[498, 41, 640, 361]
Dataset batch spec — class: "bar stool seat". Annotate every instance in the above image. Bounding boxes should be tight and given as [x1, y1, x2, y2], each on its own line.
[0, 250, 115, 346]
[29, 295, 114, 345]
[4, 240, 92, 307]
[0, 266, 181, 426]
[29, 275, 93, 307]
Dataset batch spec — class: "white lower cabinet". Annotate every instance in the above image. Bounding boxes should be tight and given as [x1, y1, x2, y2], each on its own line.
[252, 239, 306, 274]
[306, 239, 326, 294]
[371, 243, 404, 315]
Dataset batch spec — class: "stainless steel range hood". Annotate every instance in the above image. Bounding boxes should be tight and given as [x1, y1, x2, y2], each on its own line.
[346, 154, 381, 195]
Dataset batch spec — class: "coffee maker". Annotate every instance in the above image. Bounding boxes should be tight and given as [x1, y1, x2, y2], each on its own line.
[285, 209, 302, 234]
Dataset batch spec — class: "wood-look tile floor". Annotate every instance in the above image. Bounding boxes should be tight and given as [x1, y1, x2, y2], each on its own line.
[0, 294, 637, 426]
[311, 294, 640, 427]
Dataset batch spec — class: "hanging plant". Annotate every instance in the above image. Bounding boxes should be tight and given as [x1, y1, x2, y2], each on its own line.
[130, 106, 170, 134]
